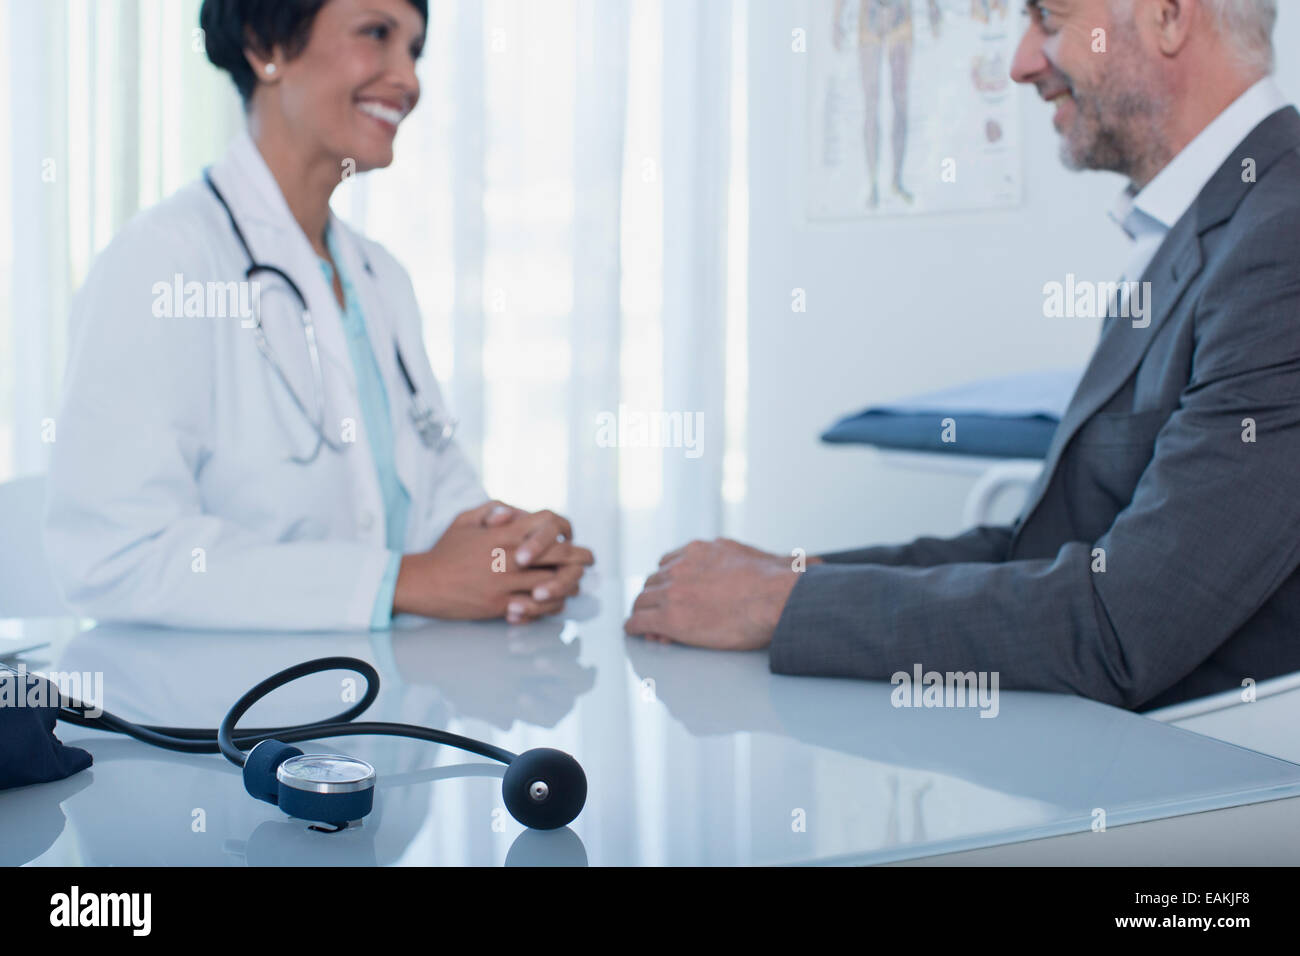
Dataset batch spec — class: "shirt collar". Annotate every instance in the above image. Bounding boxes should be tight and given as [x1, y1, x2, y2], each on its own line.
[1107, 185, 1157, 242]
[1110, 76, 1289, 239]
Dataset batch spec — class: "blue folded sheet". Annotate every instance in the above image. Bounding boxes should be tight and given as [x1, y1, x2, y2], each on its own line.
[821, 368, 1082, 460]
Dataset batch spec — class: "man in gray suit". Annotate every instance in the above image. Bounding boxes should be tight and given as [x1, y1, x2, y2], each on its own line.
[625, 0, 1300, 711]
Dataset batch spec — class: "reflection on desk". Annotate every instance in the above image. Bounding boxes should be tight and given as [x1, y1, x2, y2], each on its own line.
[5, 597, 1300, 866]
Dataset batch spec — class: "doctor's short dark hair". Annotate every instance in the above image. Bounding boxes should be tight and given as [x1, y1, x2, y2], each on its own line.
[200, 0, 429, 106]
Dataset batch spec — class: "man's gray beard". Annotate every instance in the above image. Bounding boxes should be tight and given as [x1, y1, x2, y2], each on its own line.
[1058, 88, 1171, 184]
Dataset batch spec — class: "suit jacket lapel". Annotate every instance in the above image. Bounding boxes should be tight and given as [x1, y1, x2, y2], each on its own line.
[1020, 215, 1203, 516]
[1013, 105, 1300, 532]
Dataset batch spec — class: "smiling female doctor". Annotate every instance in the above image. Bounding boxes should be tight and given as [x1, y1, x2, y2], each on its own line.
[43, 0, 593, 631]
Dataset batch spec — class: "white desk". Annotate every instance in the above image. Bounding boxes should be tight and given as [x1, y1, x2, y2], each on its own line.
[4, 597, 1300, 867]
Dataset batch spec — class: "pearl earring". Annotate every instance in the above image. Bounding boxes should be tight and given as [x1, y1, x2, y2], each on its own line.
[265, 63, 277, 76]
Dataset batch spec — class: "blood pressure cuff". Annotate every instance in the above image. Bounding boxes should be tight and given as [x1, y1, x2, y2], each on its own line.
[0, 663, 93, 790]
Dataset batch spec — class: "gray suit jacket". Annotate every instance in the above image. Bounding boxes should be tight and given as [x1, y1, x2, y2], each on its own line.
[771, 106, 1300, 711]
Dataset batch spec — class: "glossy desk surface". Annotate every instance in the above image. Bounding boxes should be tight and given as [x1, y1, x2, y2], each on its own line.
[5, 605, 1300, 867]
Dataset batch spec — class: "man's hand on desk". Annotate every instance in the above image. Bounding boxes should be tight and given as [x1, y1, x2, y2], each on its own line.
[624, 539, 822, 650]
[394, 500, 595, 624]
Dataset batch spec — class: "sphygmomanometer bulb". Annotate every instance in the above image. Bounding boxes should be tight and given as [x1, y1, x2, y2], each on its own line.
[501, 748, 587, 830]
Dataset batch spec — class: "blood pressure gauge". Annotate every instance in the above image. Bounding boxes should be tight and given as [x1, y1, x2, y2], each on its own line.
[245, 741, 377, 826]
[277, 753, 376, 793]
[275, 753, 376, 825]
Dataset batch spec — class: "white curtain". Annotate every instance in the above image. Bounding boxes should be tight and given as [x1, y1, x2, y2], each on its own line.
[347, 0, 738, 585]
[1, 0, 242, 480]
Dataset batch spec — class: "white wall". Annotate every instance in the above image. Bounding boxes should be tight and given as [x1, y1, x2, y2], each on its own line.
[737, 0, 1300, 554]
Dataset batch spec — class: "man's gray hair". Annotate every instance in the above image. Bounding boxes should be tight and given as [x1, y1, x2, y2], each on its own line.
[1202, 0, 1277, 76]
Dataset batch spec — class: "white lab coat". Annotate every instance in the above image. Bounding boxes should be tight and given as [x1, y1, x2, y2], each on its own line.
[44, 130, 488, 631]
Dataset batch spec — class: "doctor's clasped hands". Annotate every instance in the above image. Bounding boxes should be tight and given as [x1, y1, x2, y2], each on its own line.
[396, 501, 594, 624]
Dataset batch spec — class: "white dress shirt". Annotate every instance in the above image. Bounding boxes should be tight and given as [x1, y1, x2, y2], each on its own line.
[1109, 77, 1290, 290]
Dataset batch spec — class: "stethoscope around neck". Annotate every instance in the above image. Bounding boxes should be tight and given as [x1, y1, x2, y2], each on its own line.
[201, 168, 457, 464]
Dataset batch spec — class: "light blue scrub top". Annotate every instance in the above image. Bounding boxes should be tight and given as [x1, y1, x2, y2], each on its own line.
[319, 227, 408, 628]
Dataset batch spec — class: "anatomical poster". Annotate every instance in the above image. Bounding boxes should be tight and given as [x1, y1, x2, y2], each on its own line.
[807, 0, 1023, 219]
